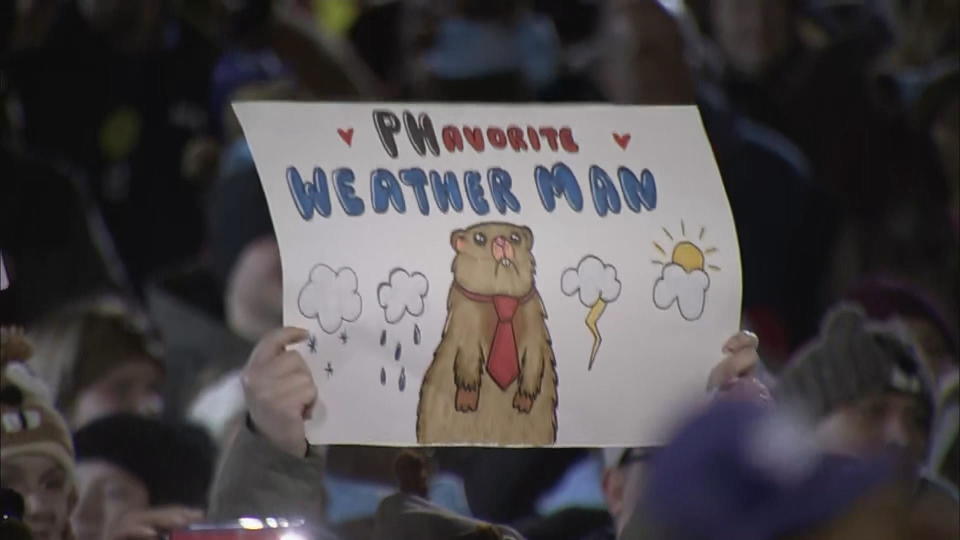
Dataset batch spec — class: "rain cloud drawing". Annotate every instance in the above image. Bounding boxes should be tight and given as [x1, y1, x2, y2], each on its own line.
[561, 256, 621, 370]
[652, 221, 720, 321]
[377, 269, 429, 323]
[298, 264, 362, 333]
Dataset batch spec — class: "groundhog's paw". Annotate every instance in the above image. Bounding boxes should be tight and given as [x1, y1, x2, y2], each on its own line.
[513, 392, 535, 413]
[455, 386, 480, 412]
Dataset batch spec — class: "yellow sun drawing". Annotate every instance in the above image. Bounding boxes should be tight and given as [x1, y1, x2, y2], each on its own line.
[652, 220, 721, 272]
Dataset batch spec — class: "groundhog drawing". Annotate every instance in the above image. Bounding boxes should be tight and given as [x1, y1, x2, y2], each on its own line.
[416, 222, 558, 445]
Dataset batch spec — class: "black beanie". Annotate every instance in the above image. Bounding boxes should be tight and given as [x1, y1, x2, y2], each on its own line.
[74, 414, 216, 508]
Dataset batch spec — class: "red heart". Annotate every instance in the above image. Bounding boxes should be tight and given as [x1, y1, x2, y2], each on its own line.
[337, 128, 354, 146]
[613, 132, 631, 150]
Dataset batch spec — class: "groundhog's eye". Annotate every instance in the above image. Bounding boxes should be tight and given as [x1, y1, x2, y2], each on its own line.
[509, 232, 521, 245]
[473, 232, 487, 246]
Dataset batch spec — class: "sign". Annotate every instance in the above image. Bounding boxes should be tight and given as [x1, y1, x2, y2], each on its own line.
[234, 102, 742, 447]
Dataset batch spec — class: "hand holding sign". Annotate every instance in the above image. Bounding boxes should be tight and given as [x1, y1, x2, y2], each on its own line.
[242, 327, 317, 456]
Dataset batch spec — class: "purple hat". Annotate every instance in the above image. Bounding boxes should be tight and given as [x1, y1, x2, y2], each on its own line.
[638, 401, 890, 540]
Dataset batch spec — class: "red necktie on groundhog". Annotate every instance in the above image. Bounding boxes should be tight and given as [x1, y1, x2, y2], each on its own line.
[487, 295, 521, 389]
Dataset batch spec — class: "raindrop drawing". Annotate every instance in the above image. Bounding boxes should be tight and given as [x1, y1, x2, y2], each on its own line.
[413, 324, 421, 345]
[394, 342, 402, 361]
[380, 330, 386, 346]
[399, 367, 406, 392]
[380, 367, 386, 386]
[306, 334, 318, 354]
[325, 362, 334, 377]
[339, 331, 348, 344]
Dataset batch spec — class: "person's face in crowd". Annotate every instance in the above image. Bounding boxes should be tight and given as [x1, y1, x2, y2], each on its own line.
[601, 450, 647, 536]
[0, 454, 72, 540]
[72, 460, 150, 540]
[710, 0, 794, 77]
[814, 392, 929, 468]
[70, 358, 163, 429]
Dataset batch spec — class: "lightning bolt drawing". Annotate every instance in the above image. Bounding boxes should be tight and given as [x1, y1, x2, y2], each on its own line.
[585, 299, 608, 370]
[562, 255, 621, 371]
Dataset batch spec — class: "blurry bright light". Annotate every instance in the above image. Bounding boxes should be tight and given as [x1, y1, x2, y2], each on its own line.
[279, 532, 307, 540]
[238, 518, 264, 530]
[265, 518, 278, 528]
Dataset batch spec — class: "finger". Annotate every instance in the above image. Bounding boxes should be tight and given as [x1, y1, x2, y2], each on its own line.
[708, 349, 759, 390]
[251, 327, 309, 366]
[722, 330, 758, 354]
[721, 331, 756, 354]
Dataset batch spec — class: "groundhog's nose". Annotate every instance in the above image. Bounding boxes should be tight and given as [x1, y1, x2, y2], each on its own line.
[492, 236, 514, 262]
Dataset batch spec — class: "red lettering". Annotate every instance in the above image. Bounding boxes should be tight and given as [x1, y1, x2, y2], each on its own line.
[559, 127, 579, 153]
[539, 127, 559, 151]
[506, 126, 527, 151]
[487, 127, 507, 149]
[463, 126, 485, 152]
[442, 126, 463, 152]
[527, 126, 541, 151]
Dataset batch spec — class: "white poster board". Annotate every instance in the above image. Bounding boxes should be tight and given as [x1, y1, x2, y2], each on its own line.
[234, 102, 741, 447]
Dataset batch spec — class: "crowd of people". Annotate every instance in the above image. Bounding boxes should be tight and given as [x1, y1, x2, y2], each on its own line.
[1, 0, 958, 539]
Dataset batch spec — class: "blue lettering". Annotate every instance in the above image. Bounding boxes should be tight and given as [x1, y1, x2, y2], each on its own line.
[371, 169, 406, 214]
[464, 170, 490, 215]
[399, 168, 430, 215]
[334, 168, 364, 216]
[590, 166, 621, 216]
[621, 167, 657, 211]
[286, 166, 332, 220]
[430, 171, 464, 213]
[487, 168, 521, 214]
[535, 163, 583, 212]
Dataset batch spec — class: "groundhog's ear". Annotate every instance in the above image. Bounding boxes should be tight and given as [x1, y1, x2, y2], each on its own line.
[521, 226, 533, 248]
[450, 230, 466, 252]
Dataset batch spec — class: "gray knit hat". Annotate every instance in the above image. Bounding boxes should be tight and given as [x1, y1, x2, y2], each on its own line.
[775, 304, 931, 420]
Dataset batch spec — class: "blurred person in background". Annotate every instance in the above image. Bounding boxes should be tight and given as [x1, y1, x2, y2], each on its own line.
[5, 0, 221, 288]
[0, 148, 127, 325]
[71, 414, 214, 540]
[596, 0, 831, 354]
[27, 298, 164, 430]
[1, 328, 77, 540]
[689, 0, 956, 318]
[401, 0, 560, 101]
[775, 304, 958, 536]
[634, 399, 926, 540]
[777, 306, 935, 474]
[846, 279, 959, 492]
